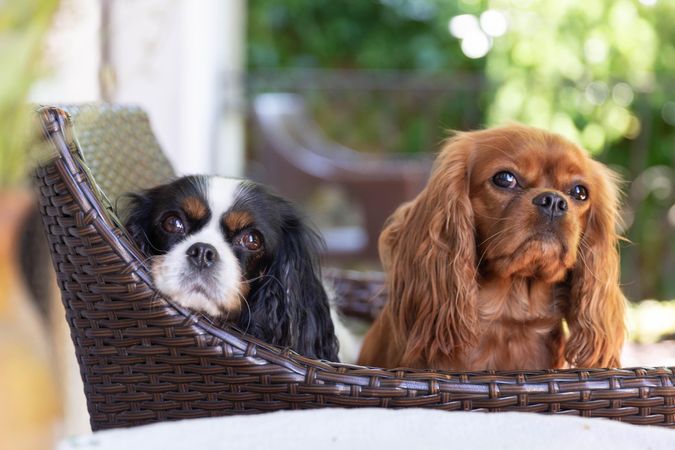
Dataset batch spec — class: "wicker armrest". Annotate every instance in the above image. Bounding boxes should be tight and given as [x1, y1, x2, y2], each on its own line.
[34, 105, 675, 430]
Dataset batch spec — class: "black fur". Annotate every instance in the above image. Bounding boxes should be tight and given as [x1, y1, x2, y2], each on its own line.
[241, 184, 339, 360]
[123, 176, 339, 361]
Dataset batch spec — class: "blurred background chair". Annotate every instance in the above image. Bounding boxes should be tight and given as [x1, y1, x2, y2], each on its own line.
[51, 104, 175, 202]
[252, 93, 432, 261]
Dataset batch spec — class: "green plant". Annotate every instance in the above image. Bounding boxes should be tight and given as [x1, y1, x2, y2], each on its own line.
[247, 0, 488, 154]
[0, 0, 59, 188]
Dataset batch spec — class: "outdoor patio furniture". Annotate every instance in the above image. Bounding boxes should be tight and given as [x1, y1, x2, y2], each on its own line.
[252, 93, 432, 259]
[34, 103, 675, 431]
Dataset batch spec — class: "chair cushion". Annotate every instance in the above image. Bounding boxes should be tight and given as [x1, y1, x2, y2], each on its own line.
[58, 408, 675, 450]
[56, 103, 175, 205]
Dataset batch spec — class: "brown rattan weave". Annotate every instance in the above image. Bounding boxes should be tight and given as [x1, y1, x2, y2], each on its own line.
[34, 105, 675, 430]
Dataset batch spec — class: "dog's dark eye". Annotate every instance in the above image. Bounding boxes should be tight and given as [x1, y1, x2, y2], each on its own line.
[240, 230, 263, 251]
[162, 214, 185, 234]
[492, 171, 518, 189]
[570, 184, 589, 201]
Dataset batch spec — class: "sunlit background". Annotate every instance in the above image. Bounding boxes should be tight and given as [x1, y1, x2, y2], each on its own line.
[1, 0, 674, 448]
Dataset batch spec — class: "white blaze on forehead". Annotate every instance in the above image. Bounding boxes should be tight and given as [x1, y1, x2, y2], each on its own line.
[152, 176, 249, 317]
[207, 177, 244, 220]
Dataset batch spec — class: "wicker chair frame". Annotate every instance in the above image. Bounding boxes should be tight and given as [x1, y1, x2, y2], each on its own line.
[34, 105, 674, 430]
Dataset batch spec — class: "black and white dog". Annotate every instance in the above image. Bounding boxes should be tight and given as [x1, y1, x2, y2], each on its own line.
[125, 175, 340, 361]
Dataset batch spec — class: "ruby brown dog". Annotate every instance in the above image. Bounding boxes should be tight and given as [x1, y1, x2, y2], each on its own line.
[358, 124, 626, 370]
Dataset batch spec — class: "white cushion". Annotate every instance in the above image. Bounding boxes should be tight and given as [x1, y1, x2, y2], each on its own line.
[58, 408, 675, 450]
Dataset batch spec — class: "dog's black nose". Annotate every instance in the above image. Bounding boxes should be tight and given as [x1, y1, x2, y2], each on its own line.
[532, 192, 567, 219]
[186, 243, 218, 269]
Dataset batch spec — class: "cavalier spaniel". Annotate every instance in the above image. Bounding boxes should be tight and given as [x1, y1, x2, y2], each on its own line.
[358, 124, 627, 370]
[125, 175, 339, 361]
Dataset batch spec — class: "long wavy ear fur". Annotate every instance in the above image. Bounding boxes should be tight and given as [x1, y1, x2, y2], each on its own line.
[123, 193, 154, 255]
[564, 162, 626, 368]
[245, 200, 339, 361]
[381, 134, 479, 367]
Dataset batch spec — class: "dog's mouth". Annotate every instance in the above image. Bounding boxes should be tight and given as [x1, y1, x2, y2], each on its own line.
[180, 270, 223, 298]
[486, 228, 567, 259]
[151, 258, 242, 317]
[484, 228, 576, 282]
[187, 282, 213, 298]
[528, 230, 568, 253]
[169, 275, 243, 318]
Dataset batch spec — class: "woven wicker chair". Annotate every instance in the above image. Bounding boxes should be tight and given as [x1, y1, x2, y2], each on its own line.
[34, 104, 674, 430]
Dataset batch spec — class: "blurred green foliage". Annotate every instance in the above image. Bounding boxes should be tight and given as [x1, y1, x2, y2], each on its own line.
[247, 0, 675, 300]
[249, 0, 480, 71]
[488, 0, 662, 150]
[0, 0, 59, 188]
[248, 0, 488, 154]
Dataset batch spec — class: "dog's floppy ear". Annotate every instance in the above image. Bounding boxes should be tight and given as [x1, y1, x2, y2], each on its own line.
[381, 133, 479, 367]
[247, 200, 339, 361]
[565, 161, 626, 368]
[123, 192, 154, 255]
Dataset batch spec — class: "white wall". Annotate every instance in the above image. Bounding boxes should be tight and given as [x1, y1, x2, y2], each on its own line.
[30, 0, 100, 103]
[109, 0, 246, 177]
[214, 0, 247, 178]
[31, 0, 246, 178]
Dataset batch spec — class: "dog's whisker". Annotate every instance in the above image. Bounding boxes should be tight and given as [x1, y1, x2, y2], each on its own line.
[478, 222, 520, 247]
[476, 222, 522, 268]
[477, 229, 511, 268]
[133, 229, 163, 254]
[473, 211, 512, 221]
[236, 290, 252, 334]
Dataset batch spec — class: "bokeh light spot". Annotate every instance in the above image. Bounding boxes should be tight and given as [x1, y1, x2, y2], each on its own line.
[582, 123, 606, 152]
[584, 37, 608, 64]
[612, 82, 634, 106]
[632, 166, 674, 201]
[480, 10, 508, 37]
[551, 112, 580, 143]
[585, 81, 609, 105]
[606, 106, 632, 135]
[668, 204, 675, 228]
[662, 101, 675, 126]
[449, 14, 479, 39]
[461, 31, 491, 59]
[624, 115, 642, 139]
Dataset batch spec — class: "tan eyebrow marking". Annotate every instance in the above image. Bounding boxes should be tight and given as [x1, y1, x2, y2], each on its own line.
[223, 210, 254, 231]
[181, 196, 208, 220]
